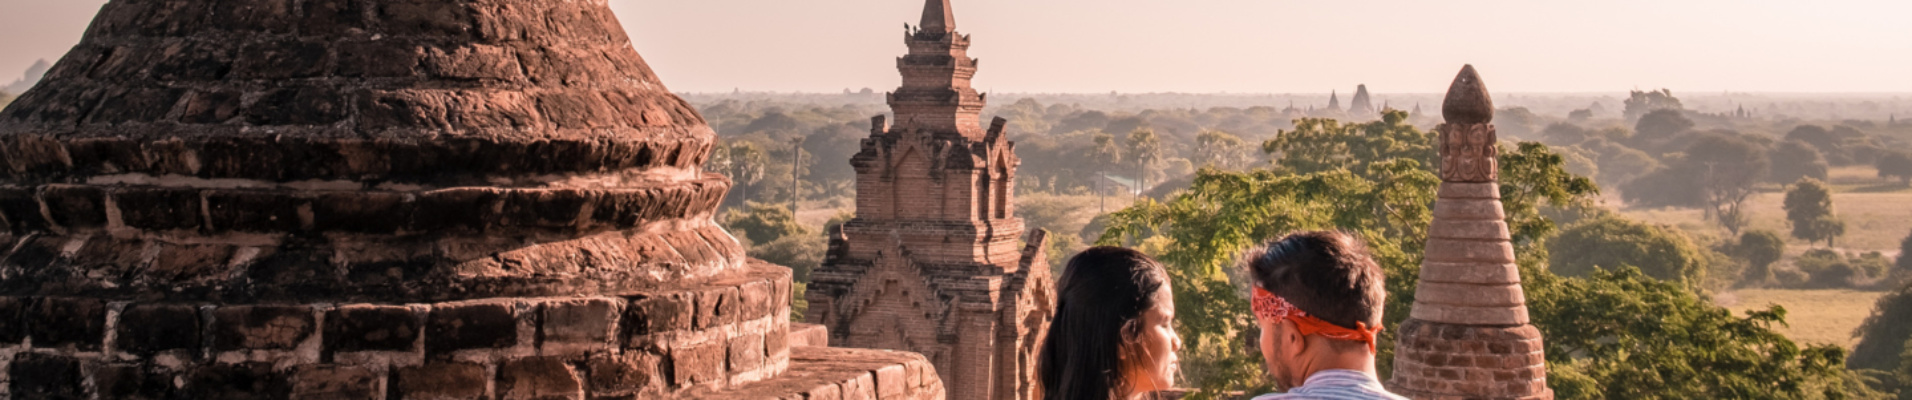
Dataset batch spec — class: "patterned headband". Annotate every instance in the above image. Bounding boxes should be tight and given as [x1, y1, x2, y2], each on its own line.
[1251, 286, 1383, 352]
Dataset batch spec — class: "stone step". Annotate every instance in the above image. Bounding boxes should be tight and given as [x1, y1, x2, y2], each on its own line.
[790, 323, 829, 347]
[678, 346, 943, 400]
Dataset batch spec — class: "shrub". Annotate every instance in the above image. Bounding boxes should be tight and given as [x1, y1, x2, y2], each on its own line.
[1547, 216, 1708, 285]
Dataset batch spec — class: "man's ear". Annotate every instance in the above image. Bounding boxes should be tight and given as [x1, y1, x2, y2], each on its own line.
[1277, 319, 1307, 357]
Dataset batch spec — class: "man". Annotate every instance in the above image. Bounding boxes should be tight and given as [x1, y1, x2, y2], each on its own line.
[1243, 231, 1406, 400]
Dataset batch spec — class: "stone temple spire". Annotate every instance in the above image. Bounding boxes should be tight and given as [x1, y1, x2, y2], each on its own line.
[892, 0, 985, 137]
[1327, 90, 1342, 110]
[921, 0, 957, 34]
[1350, 84, 1376, 116]
[810, 1, 1054, 399]
[1389, 65, 1552, 400]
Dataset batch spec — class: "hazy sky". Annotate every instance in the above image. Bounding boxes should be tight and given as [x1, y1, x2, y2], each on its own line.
[4, 0, 1910, 94]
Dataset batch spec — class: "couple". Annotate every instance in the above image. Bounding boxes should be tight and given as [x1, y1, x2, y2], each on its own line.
[1037, 231, 1407, 400]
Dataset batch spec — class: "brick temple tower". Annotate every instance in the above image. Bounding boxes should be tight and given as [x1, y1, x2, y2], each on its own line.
[1389, 65, 1553, 399]
[0, 0, 944, 398]
[805, 0, 1055, 399]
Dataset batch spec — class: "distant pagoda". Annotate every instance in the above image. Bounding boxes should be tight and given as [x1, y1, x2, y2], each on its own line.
[805, 0, 1055, 399]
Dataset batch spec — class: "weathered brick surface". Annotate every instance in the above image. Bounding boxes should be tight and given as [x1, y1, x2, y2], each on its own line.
[498, 357, 584, 400]
[426, 301, 519, 355]
[672, 340, 727, 387]
[395, 362, 489, 400]
[9, 353, 83, 399]
[116, 303, 203, 355]
[0, 296, 26, 344]
[289, 365, 381, 400]
[0, 0, 949, 398]
[213, 305, 316, 351]
[539, 298, 619, 353]
[324, 305, 420, 354]
[585, 353, 660, 397]
[28, 297, 107, 351]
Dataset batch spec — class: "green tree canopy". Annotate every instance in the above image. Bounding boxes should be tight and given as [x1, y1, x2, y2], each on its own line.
[1735, 230, 1787, 285]
[1263, 110, 1434, 175]
[1771, 140, 1833, 184]
[1784, 178, 1845, 247]
[1632, 109, 1695, 150]
[1623, 89, 1685, 121]
[1853, 284, 1912, 373]
[1547, 216, 1708, 285]
[1531, 268, 1854, 400]
[1898, 230, 1912, 276]
[722, 202, 810, 246]
[1877, 152, 1912, 185]
[1126, 128, 1165, 191]
[1192, 130, 1253, 171]
[1685, 134, 1771, 234]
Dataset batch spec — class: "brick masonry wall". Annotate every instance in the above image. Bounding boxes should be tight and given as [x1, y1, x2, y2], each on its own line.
[0, 262, 791, 399]
[1389, 320, 1550, 400]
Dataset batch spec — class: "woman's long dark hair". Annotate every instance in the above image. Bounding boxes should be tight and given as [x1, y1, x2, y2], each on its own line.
[1037, 246, 1170, 400]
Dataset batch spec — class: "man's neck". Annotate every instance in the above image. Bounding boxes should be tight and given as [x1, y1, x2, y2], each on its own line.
[1298, 345, 1378, 385]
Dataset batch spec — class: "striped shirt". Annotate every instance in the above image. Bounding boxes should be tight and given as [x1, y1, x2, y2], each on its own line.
[1250, 370, 1409, 400]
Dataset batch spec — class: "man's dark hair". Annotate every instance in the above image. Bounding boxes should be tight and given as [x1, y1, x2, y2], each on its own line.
[1243, 231, 1386, 331]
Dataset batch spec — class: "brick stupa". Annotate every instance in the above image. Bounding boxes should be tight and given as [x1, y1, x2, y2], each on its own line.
[805, 0, 1055, 399]
[0, 0, 941, 398]
[1388, 65, 1552, 399]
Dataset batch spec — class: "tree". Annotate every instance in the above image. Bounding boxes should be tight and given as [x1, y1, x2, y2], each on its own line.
[1101, 136, 1591, 394]
[1622, 89, 1684, 121]
[722, 202, 810, 246]
[1734, 230, 1786, 285]
[1529, 268, 1854, 400]
[1786, 125, 1852, 165]
[1542, 123, 1592, 145]
[1547, 216, 1708, 285]
[712, 142, 768, 206]
[1621, 156, 1706, 209]
[1769, 140, 1831, 184]
[1101, 137, 1870, 398]
[1263, 110, 1435, 175]
[1125, 128, 1165, 195]
[1900, 230, 1912, 276]
[1784, 178, 1844, 247]
[1684, 134, 1769, 234]
[1192, 130, 1252, 170]
[1852, 284, 1912, 373]
[1877, 152, 1912, 185]
[1630, 109, 1694, 152]
[1090, 132, 1123, 212]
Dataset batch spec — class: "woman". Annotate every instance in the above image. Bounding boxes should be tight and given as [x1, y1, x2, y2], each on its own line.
[1038, 246, 1183, 400]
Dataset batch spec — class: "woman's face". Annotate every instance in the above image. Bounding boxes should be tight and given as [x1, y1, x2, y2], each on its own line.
[1122, 285, 1182, 395]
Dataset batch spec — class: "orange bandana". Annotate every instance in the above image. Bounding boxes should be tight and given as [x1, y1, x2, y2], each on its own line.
[1251, 286, 1383, 352]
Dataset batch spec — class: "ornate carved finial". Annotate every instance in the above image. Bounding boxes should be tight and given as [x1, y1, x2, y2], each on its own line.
[1442, 65, 1494, 124]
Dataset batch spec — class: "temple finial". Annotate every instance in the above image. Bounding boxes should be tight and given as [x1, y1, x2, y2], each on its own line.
[1442, 64, 1494, 124]
[921, 0, 956, 33]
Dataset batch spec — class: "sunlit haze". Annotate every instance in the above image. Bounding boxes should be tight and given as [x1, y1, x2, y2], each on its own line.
[3, 0, 1910, 93]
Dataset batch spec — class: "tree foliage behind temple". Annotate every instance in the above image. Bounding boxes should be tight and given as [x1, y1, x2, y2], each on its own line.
[1096, 114, 1874, 399]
